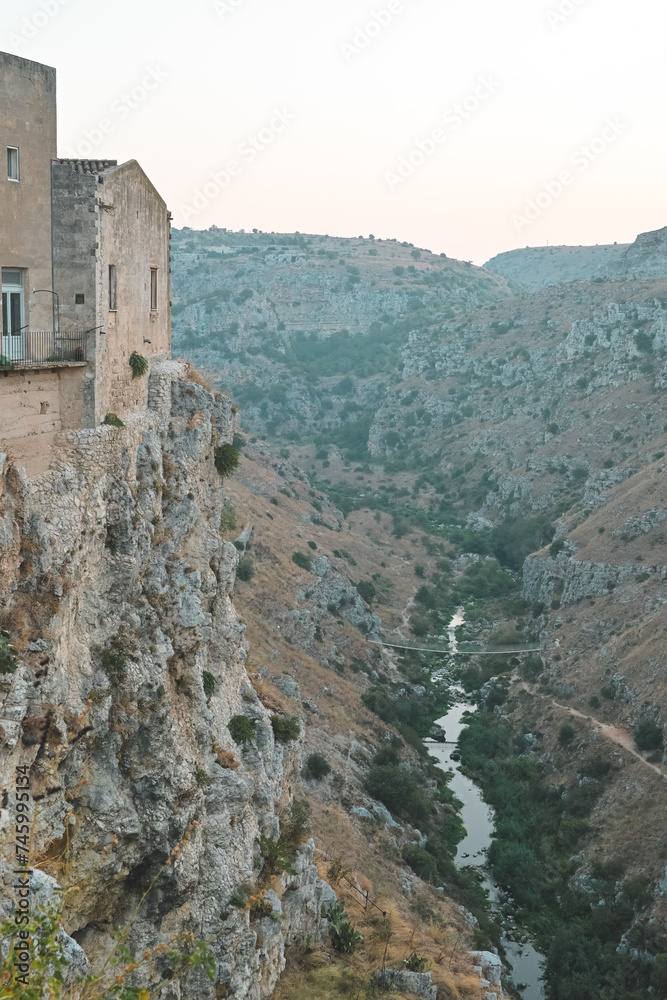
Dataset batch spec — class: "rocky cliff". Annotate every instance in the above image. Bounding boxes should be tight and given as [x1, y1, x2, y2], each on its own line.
[0, 362, 335, 998]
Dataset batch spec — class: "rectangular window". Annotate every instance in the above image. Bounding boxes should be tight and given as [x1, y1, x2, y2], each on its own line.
[109, 265, 117, 311]
[7, 147, 19, 181]
[150, 268, 158, 311]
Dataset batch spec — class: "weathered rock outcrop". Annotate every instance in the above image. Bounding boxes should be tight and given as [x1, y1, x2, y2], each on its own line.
[0, 362, 333, 998]
[600, 225, 667, 281]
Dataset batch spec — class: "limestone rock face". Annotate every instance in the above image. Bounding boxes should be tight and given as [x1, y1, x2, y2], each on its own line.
[0, 363, 332, 998]
[600, 226, 667, 282]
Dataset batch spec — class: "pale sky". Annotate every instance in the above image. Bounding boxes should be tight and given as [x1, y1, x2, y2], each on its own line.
[2, 0, 665, 263]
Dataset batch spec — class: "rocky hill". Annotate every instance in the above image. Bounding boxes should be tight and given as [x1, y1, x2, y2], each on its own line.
[170, 223, 667, 998]
[600, 225, 667, 281]
[483, 243, 629, 290]
[171, 228, 516, 446]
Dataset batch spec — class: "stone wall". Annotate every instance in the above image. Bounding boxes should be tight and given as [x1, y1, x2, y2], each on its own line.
[95, 160, 171, 424]
[0, 365, 85, 476]
[0, 51, 56, 334]
[0, 362, 333, 998]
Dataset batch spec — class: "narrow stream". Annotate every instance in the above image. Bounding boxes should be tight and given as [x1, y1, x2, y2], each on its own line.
[425, 611, 546, 998]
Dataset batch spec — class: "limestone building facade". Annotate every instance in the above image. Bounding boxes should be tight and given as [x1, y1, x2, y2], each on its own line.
[0, 50, 171, 474]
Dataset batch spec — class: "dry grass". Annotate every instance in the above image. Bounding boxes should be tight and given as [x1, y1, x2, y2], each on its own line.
[215, 748, 240, 771]
[249, 675, 291, 713]
[0, 590, 60, 648]
[184, 362, 213, 392]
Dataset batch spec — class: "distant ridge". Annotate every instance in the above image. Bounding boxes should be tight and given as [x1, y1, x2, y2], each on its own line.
[483, 242, 629, 291]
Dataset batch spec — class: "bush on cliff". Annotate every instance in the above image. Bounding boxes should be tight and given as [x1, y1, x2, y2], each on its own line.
[214, 444, 240, 479]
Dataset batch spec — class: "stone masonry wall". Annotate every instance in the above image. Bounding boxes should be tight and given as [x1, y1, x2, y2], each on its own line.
[0, 366, 85, 477]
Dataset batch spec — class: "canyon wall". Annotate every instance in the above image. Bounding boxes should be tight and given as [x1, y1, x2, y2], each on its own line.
[0, 361, 334, 998]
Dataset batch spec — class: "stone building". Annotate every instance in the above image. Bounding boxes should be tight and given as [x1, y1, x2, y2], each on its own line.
[0, 51, 171, 474]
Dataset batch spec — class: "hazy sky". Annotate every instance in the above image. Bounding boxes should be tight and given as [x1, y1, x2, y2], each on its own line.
[2, 0, 665, 263]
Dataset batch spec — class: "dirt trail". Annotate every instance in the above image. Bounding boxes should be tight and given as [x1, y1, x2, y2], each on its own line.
[512, 677, 666, 780]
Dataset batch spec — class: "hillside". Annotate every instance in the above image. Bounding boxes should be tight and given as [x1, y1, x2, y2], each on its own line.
[171, 228, 516, 446]
[169, 223, 667, 999]
[483, 243, 630, 291]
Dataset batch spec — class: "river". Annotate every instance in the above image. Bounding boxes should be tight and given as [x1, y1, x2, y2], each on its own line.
[424, 611, 545, 997]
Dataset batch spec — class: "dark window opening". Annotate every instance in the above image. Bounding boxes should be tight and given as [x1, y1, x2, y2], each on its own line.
[150, 268, 158, 312]
[109, 265, 117, 311]
[75, 293, 85, 305]
[7, 147, 19, 181]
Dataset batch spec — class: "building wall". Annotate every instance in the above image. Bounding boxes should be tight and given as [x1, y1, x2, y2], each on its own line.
[0, 366, 85, 476]
[95, 160, 171, 423]
[0, 52, 56, 334]
[52, 162, 99, 333]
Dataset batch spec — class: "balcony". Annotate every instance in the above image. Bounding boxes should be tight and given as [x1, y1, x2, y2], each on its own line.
[0, 331, 88, 371]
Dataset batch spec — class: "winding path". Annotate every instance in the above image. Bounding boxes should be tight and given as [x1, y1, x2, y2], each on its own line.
[512, 677, 667, 781]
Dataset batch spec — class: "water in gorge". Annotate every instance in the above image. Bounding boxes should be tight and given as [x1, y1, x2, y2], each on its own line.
[425, 612, 546, 998]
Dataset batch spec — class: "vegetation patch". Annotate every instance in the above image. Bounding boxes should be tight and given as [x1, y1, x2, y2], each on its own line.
[228, 714, 257, 746]
[270, 715, 301, 743]
[129, 351, 149, 378]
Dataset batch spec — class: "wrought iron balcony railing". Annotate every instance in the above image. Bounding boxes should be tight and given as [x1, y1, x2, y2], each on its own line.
[0, 331, 88, 369]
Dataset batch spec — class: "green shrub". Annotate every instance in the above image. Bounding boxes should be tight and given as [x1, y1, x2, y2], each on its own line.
[303, 753, 331, 780]
[0, 629, 19, 675]
[250, 897, 275, 920]
[401, 843, 439, 884]
[634, 719, 664, 752]
[292, 551, 313, 571]
[364, 764, 431, 826]
[356, 580, 376, 605]
[203, 671, 216, 701]
[549, 538, 566, 558]
[129, 351, 149, 378]
[229, 885, 252, 909]
[281, 798, 311, 850]
[307, 540, 318, 551]
[404, 951, 429, 972]
[651, 953, 667, 995]
[101, 649, 127, 684]
[214, 444, 240, 479]
[103, 412, 125, 428]
[558, 724, 576, 748]
[588, 696, 601, 710]
[271, 715, 301, 743]
[195, 766, 211, 787]
[228, 715, 256, 746]
[236, 557, 255, 582]
[220, 498, 238, 534]
[329, 902, 363, 954]
[258, 835, 294, 876]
